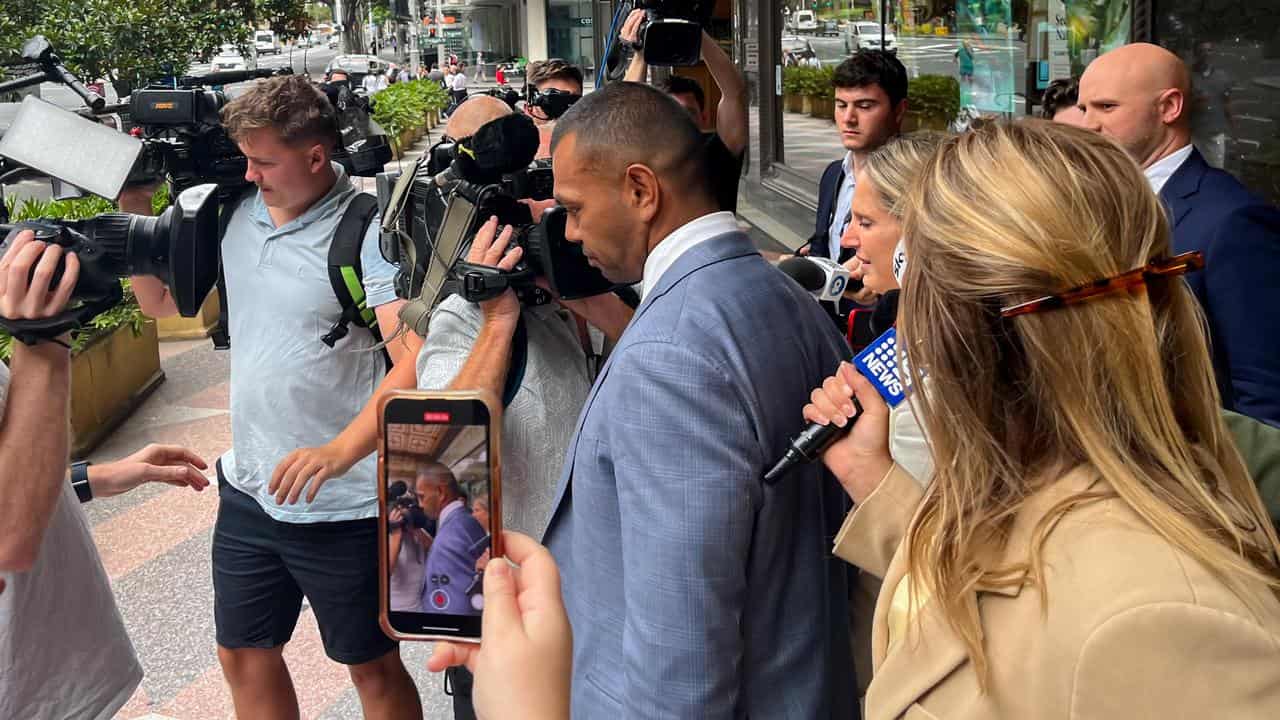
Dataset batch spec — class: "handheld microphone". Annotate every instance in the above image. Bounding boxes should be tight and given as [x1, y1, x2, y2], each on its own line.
[764, 328, 908, 484]
[778, 256, 862, 302]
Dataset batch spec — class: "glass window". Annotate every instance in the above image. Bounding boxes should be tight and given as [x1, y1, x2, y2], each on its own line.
[547, 0, 596, 74]
[1157, 1, 1280, 204]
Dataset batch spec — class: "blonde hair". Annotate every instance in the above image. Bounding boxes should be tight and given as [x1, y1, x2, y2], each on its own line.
[861, 131, 949, 220]
[897, 120, 1280, 685]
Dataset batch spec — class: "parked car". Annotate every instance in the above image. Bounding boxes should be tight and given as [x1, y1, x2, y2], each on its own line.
[821, 20, 840, 36]
[213, 44, 248, 71]
[324, 54, 383, 86]
[846, 21, 898, 54]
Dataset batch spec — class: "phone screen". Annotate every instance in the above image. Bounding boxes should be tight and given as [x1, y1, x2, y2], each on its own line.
[382, 396, 495, 640]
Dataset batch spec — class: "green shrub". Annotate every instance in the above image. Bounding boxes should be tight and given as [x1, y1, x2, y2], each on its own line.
[0, 191, 158, 360]
[371, 79, 449, 144]
[907, 74, 961, 126]
[782, 65, 835, 98]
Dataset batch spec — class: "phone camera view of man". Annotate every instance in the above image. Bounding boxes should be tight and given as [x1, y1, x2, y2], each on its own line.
[381, 396, 496, 640]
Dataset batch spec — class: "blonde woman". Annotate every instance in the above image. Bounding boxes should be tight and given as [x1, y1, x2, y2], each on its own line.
[806, 121, 1280, 717]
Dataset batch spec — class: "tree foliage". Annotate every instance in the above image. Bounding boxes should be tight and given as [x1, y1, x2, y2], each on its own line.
[0, 0, 309, 90]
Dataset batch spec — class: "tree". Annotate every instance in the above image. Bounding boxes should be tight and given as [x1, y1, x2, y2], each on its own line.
[0, 0, 309, 94]
[306, 1, 333, 25]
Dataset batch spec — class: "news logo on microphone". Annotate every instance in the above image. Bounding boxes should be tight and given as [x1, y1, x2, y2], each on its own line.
[852, 328, 908, 407]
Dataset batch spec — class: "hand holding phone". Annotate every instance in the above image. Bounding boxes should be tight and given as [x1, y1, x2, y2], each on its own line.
[379, 391, 503, 643]
[427, 531, 572, 720]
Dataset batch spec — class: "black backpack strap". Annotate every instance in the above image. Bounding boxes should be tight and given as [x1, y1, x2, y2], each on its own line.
[501, 315, 529, 408]
[325, 191, 392, 371]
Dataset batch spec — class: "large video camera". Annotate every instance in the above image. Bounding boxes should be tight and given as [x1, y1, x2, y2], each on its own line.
[378, 112, 622, 337]
[630, 0, 716, 66]
[0, 184, 221, 342]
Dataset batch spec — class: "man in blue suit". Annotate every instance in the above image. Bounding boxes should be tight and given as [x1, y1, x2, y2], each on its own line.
[417, 462, 487, 615]
[1081, 43, 1280, 426]
[541, 82, 857, 718]
[809, 51, 908, 331]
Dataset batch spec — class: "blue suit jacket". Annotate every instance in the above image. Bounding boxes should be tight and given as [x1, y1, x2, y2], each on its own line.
[811, 159, 845, 262]
[1161, 148, 1280, 426]
[421, 505, 487, 615]
[543, 231, 858, 719]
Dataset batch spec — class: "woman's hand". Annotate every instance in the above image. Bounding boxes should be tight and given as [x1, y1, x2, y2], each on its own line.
[802, 362, 894, 503]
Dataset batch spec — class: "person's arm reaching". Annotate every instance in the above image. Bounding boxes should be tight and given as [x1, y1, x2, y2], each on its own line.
[610, 342, 758, 717]
[700, 31, 748, 155]
[443, 218, 524, 397]
[0, 232, 78, 571]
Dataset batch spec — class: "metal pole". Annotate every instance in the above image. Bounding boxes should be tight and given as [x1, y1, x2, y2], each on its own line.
[368, 1, 376, 55]
[409, 0, 420, 74]
[437, 0, 447, 68]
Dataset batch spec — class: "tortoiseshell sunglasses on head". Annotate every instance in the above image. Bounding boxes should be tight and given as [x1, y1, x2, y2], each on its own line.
[999, 251, 1205, 319]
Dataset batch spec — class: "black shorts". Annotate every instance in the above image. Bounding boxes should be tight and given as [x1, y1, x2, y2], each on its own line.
[212, 460, 396, 665]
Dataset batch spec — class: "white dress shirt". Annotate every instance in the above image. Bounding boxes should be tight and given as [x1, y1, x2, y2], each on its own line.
[641, 211, 741, 298]
[827, 151, 857, 260]
[1144, 143, 1194, 194]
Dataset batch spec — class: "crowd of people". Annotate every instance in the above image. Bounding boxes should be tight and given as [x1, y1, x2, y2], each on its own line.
[3, 9, 1280, 719]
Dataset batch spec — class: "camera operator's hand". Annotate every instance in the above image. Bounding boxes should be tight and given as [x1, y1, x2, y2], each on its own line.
[269, 440, 358, 505]
[388, 506, 407, 531]
[801, 362, 894, 504]
[0, 230, 79, 328]
[468, 216, 523, 330]
[428, 531, 572, 720]
[117, 183, 160, 216]
[842, 256, 879, 305]
[622, 9, 649, 82]
[89, 444, 210, 499]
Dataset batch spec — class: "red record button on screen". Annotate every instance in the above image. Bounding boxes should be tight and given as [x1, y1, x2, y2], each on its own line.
[423, 411, 451, 423]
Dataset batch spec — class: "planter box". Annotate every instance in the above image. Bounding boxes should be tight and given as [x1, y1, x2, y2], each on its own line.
[903, 112, 951, 132]
[70, 320, 165, 459]
[156, 289, 220, 341]
[809, 96, 834, 119]
[785, 94, 805, 114]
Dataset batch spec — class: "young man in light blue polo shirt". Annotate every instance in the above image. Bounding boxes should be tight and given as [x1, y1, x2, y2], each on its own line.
[129, 75, 424, 720]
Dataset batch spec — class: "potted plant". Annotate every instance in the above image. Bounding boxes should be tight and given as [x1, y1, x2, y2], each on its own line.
[782, 65, 807, 114]
[372, 79, 450, 157]
[905, 74, 961, 131]
[808, 66, 835, 119]
[1, 194, 165, 458]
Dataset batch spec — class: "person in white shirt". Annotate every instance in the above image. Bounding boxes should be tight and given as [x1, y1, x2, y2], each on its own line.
[0, 231, 209, 720]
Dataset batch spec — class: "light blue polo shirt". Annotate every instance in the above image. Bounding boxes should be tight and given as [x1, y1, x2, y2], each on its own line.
[220, 163, 399, 523]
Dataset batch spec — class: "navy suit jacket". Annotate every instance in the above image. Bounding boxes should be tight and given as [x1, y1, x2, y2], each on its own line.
[543, 231, 858, 719]
[811, 159, 846, 261]
[1161, 148, 1280, 426]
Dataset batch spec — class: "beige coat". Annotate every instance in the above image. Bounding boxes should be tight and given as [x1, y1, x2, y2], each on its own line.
[834, 465, 1280, 720]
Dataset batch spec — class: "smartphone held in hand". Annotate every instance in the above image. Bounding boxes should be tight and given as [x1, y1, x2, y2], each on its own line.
[378, 390, 503, 643]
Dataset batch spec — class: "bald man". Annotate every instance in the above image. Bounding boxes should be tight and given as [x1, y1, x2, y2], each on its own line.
[1080, 43, 1280, 426]
[443, 95, 511, 140]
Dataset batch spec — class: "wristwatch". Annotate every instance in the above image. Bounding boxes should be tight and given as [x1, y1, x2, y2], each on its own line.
[70, 461, 93, 503]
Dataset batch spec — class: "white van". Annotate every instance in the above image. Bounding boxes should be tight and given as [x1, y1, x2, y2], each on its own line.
[254, 30, 281, 55]
[793, 10, 818, 33]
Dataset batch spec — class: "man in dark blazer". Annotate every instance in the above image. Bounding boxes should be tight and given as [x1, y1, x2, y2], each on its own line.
[808, 51, 909, 330]
[541, 82, 857, 718]
[416, 462, 487, 615]
[1081, 43, 1280, 426]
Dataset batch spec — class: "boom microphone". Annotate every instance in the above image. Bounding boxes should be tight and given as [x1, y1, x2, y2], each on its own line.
[764, 328, 908, 484]
[778, 256, 862, 302]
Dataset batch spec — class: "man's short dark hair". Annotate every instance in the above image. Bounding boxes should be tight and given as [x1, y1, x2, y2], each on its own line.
[528, 59, 584, 90]
[832, 50, 909, 106]
[221, 74, 338, 147]
[1040, 77, 1079, 119]
[660, 75, 706, 113]
[551, 82, 710, 198]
